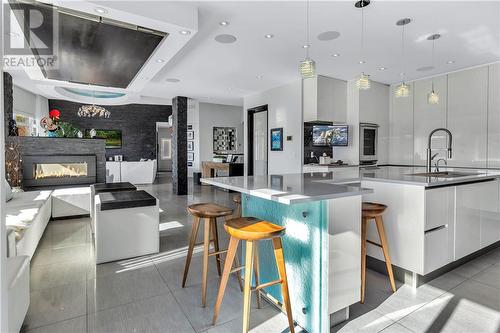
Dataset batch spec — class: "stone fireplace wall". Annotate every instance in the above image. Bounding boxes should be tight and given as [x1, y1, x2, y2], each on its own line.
[6, 136, 106, 185]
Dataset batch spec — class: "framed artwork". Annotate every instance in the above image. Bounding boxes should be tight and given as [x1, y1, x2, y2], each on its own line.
[160, 139, 171, 160]
[187, 124, 193, 130]
[213, 127, 237, 153]
[187, 131, 194, 140]
[187, 141, 194, 151]
[270, 128, 283, 151]
[187, 152, 194, 161]
[187, 162, 193, 167]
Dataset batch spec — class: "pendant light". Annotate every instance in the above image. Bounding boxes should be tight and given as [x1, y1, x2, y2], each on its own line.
[427, 34, 440, 105]
[299, 0, 316, 78]
[395, 18, 411, 98]
[355, 0, 371, 90]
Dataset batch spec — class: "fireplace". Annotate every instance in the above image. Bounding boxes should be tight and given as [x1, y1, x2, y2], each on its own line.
[23, 155, 96, 187]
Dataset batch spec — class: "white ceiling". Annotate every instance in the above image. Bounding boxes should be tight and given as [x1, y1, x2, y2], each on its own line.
[9, 0, 500, 107]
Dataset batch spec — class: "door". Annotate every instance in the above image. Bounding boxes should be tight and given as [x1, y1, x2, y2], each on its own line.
[157, 127, 172, 172]
[253, 111, 268, 176]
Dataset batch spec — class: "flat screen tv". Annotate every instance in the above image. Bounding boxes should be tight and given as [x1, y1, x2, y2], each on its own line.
[85, 129, 122, 149]
[312, 125, 348, 147]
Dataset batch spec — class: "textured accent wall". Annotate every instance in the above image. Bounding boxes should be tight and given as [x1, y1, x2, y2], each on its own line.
[48, 99, 171, 161]
[5, 136, 106, 184]
[172, 96, 188, 195]
[4, 72, 13, 137]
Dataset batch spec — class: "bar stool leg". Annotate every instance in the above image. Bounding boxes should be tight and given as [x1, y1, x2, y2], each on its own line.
[253, 243, 262, 309]
[213, 236, 240, 325]
[242, 240, 255, 333]
[225, 216, 244, 291]
[272, 237, 295, 333]
[182, 216, 201, 288]
[361, 217, 367, 303]
[210, 218, 222, 276]
[375, 216, 396, 292]
[202, 218, 211, 307]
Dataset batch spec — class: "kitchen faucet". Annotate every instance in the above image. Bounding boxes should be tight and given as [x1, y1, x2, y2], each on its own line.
[426, 128, 453, 173]
[435, 158, 447, 172]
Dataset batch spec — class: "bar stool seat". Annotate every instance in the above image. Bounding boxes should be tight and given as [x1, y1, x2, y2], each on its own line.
[361, 202, 396, 304]
[183, 203, 243, 308]
[213, 217, 295, 333]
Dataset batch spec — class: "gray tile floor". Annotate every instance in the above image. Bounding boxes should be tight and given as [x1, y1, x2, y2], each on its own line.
[22, 173, 500, 332]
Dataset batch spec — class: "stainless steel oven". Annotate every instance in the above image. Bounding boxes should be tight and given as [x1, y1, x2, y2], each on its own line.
[359, 123, 379, 165]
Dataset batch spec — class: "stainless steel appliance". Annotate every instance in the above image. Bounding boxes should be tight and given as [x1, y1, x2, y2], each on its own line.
[359, 123, 379, 165]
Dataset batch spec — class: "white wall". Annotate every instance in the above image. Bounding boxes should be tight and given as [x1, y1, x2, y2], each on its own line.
[199, 102, 243, 165]
[244, 80, 303, 175]
[13, 84, 48, 135]
[388, 62, 500, 168]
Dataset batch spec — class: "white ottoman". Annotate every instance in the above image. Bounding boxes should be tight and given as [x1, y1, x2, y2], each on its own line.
[52, 187, 91, 218]
[94, 190, 159, 264]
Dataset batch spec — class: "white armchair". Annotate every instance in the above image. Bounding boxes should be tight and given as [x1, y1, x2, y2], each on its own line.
[7, 255, 30, 333]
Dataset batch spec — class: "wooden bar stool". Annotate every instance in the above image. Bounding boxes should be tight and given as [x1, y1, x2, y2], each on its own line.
[212, 217, 295, 333]
[233, 194, 242, 218]
[361, 202, 396, 304]
[182, 203, 244, 307]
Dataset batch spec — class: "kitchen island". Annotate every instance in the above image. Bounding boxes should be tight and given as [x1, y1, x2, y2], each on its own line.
[201, 173, 372, 333]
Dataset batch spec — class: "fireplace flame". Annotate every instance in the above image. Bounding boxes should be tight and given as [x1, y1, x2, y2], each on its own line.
[34, 163, 88, 179]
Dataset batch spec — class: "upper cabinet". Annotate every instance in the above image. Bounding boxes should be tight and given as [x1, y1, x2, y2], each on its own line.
[303, 76, 347, 123]
[413, 77, 448, 165]
[448, 67, 488, 168]
[488, 63, 500, 168]
[389, 82, 414, 165]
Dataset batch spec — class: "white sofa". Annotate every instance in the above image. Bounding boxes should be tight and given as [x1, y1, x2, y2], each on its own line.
[7, 255, 30, 333]
[5, 190, 52, 259]
[106, 160, 157, 184]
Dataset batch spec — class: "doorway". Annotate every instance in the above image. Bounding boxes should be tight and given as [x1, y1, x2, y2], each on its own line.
[247, 105, 268, 176]
[156, 123, 172, 172]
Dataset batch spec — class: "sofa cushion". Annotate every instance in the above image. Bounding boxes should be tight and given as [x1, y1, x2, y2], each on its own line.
[4, 178, 13, 202]
[5, 190, 52, 230]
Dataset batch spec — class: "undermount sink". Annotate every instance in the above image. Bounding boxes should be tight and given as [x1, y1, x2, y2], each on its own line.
[409, 171, 482, 178]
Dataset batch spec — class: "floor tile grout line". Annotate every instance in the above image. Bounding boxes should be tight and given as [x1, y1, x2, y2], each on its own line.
[24, 314, 88, 333]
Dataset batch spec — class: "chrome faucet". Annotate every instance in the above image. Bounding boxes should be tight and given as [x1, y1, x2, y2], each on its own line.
[435, 158, 447, 172]
[426, 128, 453, 173]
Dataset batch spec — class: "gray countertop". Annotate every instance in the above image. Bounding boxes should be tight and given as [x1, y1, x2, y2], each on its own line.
[201, 173, 372, 205]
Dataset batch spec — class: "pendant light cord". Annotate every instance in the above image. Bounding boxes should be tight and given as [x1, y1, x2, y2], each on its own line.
[361, 4, 365, 62]
[431, 38, 435, 91]
[401, 24, 405, 82]
[305, 0, 310, 59]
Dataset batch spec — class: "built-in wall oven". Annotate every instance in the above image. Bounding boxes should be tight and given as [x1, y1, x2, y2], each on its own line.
[359, 123, 379, 165]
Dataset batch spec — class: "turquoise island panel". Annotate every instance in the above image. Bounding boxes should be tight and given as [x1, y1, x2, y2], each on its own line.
[242, 194, 328, 333]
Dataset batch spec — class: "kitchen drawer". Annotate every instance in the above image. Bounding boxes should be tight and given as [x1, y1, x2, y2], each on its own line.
[425, 186, 454, 231]
[424, 225, 453, 274]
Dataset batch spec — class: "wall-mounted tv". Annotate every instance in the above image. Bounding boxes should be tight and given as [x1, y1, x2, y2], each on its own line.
[312, 125, 348, 147]
[85, 129, 122, 149]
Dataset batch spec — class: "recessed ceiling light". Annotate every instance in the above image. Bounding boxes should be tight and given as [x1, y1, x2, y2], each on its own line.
[416, 65, 434, 72]
[378, 67, 386, 71]
[265, 34, 274, 39]
[256, 75, 263, 79]
[447, 60, 455, 64]
[165, 78, 180, 83]
[359, 60, 366, 64]
[215, 34, 237, 44]
[302, 44, 310, 49]
[94, 7, 107, 14]
[179, 30, 191, 35]
[331, 53, 340, 57]
[317, 31, 340, 41]
[219, 21, 229, 26]
[156, 59, 165, 63]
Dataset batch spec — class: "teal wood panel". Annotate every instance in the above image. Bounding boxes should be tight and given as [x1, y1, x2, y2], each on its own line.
[242, 194, 327, 333]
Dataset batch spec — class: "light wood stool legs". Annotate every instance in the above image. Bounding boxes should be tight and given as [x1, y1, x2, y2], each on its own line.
[182, 216, 201, 288]
[212, 236, 295, 333]
[360, 215, 396, 304]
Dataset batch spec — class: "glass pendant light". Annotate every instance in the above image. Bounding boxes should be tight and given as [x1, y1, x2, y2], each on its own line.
[299, 0, 316, 78]
[395, 18, 411, 98]
[427, 34, 440, 105]
[355, 0, 371, 90]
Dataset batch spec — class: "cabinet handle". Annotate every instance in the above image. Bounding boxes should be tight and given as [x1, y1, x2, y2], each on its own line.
[425, 224, 447, 234]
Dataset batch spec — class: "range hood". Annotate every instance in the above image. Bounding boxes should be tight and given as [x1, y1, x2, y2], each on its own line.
[12, 2, 166, 88]
[303, 75, 347, 123]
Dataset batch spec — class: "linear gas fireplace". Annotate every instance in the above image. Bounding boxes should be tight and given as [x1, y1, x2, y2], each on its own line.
[23, 155, 96, 187]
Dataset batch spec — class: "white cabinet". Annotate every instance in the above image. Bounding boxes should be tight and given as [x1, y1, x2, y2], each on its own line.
[413, 77, 448, 165]
[455, 182, 484, 260]
[303, 165, 329, 173]
[424, 186, 454, 274]
[447, 67, 488, 168]
[303, 75, 347, 123]
[488, 63, 500, 168]
[480, 179, 500, 247]
[389, 83, 414, 165]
